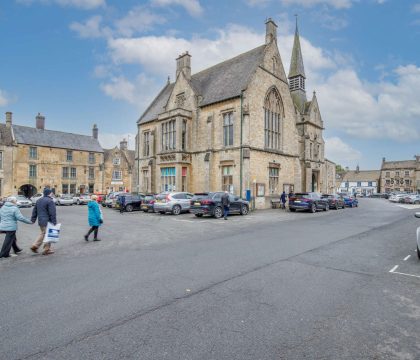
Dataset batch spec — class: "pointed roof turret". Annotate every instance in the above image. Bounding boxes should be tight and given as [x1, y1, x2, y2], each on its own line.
[288, 16, 305, 79]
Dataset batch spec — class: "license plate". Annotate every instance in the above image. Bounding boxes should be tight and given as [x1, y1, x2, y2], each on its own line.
[194, 202, 200, 206]
[141, 205, 147, 209]
[294, 200, 301, 203]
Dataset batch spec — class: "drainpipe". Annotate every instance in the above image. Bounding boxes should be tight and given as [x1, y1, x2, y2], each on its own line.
[240, 90, 244, 198]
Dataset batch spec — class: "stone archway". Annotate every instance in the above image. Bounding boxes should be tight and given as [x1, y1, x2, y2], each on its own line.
[19, 184, 37, 198]
[311, 172, 319, 192]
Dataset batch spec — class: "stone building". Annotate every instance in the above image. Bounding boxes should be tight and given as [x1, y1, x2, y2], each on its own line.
[380, 156, 420, 194]
[339, 166, 380, 196]
[0, 113, 15, 197]
[3, 112, 104, 197]
[103, 139, 135, 193]
[135, 18, 335, 208]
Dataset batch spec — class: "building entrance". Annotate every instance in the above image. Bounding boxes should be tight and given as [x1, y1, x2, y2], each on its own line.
[19, 184, 37, 198]
[311, 172, 319, 192]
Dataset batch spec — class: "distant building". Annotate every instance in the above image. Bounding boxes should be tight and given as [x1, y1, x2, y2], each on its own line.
[339, 166, 380, 196]
[103, 139, 135, 193]
[380, 156, 420, 194]
[0, 113, 15, 197]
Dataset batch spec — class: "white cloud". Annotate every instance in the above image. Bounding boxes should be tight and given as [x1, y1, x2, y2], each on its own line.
[115, 6, 166, 37]
[70, 15, 111, 38]
[412, 3, 420, 13]
[0, 88, 10, 107]
[246, 0, 271, 7]
[17, 0, 106, 10]
[99, 132, 136, 150]
[325, 137, 362, 166]
[279, 0, 354, 9]
[151, 0, 203, 16]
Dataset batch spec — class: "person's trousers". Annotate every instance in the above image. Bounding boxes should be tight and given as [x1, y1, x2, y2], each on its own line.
[0, 231, 18, 258]
[86, 226, 99, 239]
[32, 226, 50, 250]
[223, 206, 229, 219]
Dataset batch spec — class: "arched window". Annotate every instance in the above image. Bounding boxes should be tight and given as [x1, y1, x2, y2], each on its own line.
[264, 88, 283, 150]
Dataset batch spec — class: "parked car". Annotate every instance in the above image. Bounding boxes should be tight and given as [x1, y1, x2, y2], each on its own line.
[189, 192, 250, 218]
[141, 194, 156, 212]
[115, 194, 144, 212]
[321, 194, 345, 210]
[102, 192, 121, 208]
[154, 192, 194, 215]
[289, 192, 329, 213]
[15, 195, 32, 208]
[404, 194, 420, 204]
[95, 193, 106, 203]
[343, 196, 358, 207]
[73, 193, 90, 205]
[56, 194, 74, 206]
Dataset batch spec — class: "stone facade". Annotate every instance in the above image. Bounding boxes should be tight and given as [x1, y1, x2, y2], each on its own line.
[380, 156, 420, 194]
[0, 114, 15, 197]
[135, 18, 335, 208]
[339, 167, 380, 195]
[103, 139, 135, 193]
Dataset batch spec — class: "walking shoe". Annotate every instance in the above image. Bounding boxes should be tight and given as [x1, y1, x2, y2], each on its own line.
[93, 238, 101, 241]
[14, 248, 23, 254]
[10, 254, 18, 257]
[84, 235, 89, 241]
[42, 249, 55, 255]
[30, 246, 38, 253]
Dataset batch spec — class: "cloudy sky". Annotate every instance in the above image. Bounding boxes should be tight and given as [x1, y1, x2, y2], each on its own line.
[1, 0, 419, 169]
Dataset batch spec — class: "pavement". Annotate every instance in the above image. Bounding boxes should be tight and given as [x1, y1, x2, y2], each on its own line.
[1, 199, 420, 359]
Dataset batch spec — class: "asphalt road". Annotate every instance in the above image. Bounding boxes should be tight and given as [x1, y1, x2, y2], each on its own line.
[1, 199, 420, 359]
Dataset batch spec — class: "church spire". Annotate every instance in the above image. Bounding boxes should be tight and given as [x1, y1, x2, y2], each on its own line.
[288, 15, 307, 112]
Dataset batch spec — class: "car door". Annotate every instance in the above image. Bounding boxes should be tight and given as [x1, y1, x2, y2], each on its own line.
[184, 193, 194, 210]
[229, 194, 240, 213]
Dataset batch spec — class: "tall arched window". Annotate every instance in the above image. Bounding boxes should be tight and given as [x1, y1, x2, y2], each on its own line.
[264, 88, 283, 150]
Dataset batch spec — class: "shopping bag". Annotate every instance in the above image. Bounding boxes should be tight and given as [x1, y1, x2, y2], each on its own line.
[43, 222, 61, 243]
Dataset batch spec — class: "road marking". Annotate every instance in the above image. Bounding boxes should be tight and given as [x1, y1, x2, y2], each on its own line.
[389, 265, 399, 273]
[404, 255, 411, 261]
[391, 271, 420, 279]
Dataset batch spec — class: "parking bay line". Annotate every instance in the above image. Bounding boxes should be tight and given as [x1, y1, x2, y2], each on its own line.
[404, 255, 411, 261]
[389, 265, 399, 273]
[391, 271, 420, 279]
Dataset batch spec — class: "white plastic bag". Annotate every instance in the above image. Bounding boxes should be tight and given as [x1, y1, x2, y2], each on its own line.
[43, 222, 61, 243]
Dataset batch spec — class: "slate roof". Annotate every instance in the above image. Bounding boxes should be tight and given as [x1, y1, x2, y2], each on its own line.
[288, 24, 305, 79]
[138, 44, 267, 124]
[342, 170, 380, 182]
[104, 147, 135, 164]
[12, 125, 103, 152]
[382, 160, 418, 170]
[0, 124, 14, 146]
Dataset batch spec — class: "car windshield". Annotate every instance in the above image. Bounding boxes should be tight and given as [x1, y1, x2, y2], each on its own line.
[294, 193, 310, 199]
[156, 194, 168, 200]
[144, 196, 154, 201]
[62, 195, 72, 199]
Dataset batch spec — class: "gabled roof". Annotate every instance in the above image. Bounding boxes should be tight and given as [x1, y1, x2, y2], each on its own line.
[382, 160, 418, 170]
[0, 124, 14, 146]
[138, 45, 267, 124]
[342, 170, 380, 182]
[104, 147, 135, 164]
[288, 22, 305, 79]
[12, 125, 103, 153]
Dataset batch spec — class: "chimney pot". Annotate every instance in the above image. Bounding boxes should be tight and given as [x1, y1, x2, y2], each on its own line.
[5, 112, 12, 128]
[36, 113, 45, 130]
[120, 138, 128, 150]
[176, 51, 192, 80]
[92, 124, 98, 140]
[265, 18, 278, 44]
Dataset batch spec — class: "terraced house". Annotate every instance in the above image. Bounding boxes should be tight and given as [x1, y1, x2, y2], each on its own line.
[135, 19, 335, 208]
[380, 156, 420, 194]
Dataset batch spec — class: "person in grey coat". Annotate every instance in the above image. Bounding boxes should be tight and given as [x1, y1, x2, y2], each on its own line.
[30, 188, 57, 255]
[0, 196, 33, 258]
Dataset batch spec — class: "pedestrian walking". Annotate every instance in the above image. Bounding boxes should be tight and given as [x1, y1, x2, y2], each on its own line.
[0, 196, 33, 258]
[221, 191, 230, 220]
[119, 195, 125, 214]
[84, 195, 103, 241]
[30, 188, 57, 255]
[280, 191, 287, 210]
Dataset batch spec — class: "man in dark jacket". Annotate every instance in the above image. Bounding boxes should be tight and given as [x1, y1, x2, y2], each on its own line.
[30, 188, 57, 255]
[221, 191, 230, 220]
[280, 191, 287, 209]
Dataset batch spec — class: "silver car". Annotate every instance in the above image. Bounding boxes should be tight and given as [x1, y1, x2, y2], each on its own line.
[57, 194, 74, 206]
[16, 195, 32, 208]
[153, 192, 194, 215]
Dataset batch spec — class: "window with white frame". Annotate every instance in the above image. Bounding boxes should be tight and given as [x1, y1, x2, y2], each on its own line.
[112, 170, 122, 180]
[269, 167, 279, 194]
[88, 167, 95, 180]
[29, 164, 37, 177]
[62, 167, 69, 178]
[161, 120, 176, 151]
[223, 112, 233, 147]
[181, 120, 187, 151]
[143, 132, 150, 157]
[113, 158, 121, 165]
[405, 170, 410, 177]
[70, 167, 77, 178]
[89, 153, 95, 164]
[222, 166, 233, 193]
[142, 170, 149, 192]
[66, 150, 73, 161]
[29, 147, 37, 159]
[161, 167, 176, 192]
[264, 88, 282, 150]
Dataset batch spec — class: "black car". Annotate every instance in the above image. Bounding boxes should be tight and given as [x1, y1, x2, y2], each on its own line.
[289, 192, 329, 213]
[189, 192, 250, 218]
[115, 194, 144, 212]
[321, 194, 345, 210]
[141, 194, 156, 213]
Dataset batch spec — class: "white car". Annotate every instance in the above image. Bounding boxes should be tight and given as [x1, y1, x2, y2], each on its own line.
[56, 194, 74, 206]
[73, 194, 91, 205]
[30, 193, 58, 205]
[16, 195, 32, 208]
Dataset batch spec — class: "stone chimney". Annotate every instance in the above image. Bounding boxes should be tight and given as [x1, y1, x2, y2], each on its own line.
[415, 155, 420, 163]
[120, 138, 128, 151]
[36, 113, 45, 130]
[176, 51, 191, 80]
[356, 165, 360, 173]
[5, 112, 12, 128]
[382, 157, 386, 163]
[92, 124, 98, 140]
[265, 18, 277, 44]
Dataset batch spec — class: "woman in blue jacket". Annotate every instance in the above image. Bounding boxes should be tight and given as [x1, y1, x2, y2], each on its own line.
[0, 196, 33, 258]
[84, 195, 103, 241]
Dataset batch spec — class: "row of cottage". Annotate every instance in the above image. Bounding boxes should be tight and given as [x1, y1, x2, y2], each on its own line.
[0, 112, 135, 198]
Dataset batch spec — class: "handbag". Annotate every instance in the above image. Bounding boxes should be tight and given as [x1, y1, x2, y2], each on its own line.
[43, 222, 61, 243]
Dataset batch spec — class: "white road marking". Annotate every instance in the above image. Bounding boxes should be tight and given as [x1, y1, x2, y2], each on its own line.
[404, 255, 411, 261]
[389, 265, 399, 273]
[391, 271, 420, 279]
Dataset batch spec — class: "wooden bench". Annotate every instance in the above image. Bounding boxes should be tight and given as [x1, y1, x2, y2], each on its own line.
[270, 199, 282, 209]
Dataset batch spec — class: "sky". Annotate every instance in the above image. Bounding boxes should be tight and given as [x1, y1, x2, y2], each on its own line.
[0, 0, 419, 170]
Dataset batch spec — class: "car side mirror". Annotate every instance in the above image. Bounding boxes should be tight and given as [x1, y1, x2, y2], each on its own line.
[415, 213, 420, 219]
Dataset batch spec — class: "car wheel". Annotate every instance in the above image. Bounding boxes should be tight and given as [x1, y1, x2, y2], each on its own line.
[143, 209, 149, 213]
[417, 246, 420, 260]
[214, 206, 223, 219]
[240, 205, 249, 215]
[172, 205, 181, 215]
[324, 204, 329, 212]
[350, 203, 353, 208]
[195, 214, 203, 217]
[335, 205, 338, 210]
[126, 205, 133, 212]
[77, 200, 80, 205]
[289, 208, 296, 212]
[159, 211, 165, 214]
[311, 204, 316, 213]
